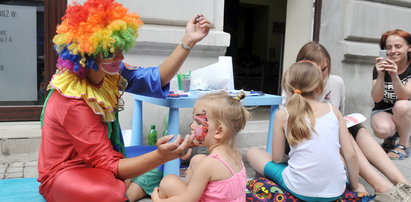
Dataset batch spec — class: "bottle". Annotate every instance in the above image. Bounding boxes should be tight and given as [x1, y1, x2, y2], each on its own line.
[162, 115, 168, 136]
[162, 128, 168, 137]
[148, 125, 157, 145]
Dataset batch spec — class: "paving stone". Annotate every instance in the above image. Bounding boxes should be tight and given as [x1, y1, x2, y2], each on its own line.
[7, 166, 23, 173]
[9, 161, 24, 168]
[24, 170, 38, 178]
[5, 172, 23, 179]
[26, 160, 37, 167]
[0, 121, 410, 202]
[24, 166, 37, 174]
[0, 163, 7, 172]
[0, 168, 5, 176]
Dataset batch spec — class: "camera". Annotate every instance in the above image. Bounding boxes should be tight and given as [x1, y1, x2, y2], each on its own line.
[379, 50, 387, 59]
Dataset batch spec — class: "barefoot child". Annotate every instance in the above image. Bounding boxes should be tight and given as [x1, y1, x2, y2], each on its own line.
[247, 61, 367, 201]
[151, 91, 249, 202]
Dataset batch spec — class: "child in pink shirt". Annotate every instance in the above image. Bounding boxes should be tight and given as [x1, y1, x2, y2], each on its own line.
[151, 92, 249, 202]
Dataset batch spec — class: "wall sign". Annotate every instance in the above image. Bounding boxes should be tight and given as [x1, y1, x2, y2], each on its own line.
[0, 5, 37, 101]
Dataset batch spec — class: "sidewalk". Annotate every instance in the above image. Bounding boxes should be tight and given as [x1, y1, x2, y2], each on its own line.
[1, 147, 411, 195]
[0, 152, 38, 179]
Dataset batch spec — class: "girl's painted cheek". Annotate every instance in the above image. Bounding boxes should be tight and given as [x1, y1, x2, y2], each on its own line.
[193, 109, 208, 143]
[194, 124, 207, 142]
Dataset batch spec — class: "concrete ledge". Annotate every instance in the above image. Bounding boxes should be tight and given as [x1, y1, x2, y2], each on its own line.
[0, 122, 41, 156]
[1, 138, 41, 156]
[0, 122, 41, 139]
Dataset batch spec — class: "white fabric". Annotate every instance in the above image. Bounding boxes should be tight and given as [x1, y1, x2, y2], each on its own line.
[318, 75, 345, 114]
[282, 104, 347, 197]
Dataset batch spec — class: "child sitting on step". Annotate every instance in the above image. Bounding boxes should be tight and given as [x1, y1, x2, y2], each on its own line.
[247, 61, 367, 201]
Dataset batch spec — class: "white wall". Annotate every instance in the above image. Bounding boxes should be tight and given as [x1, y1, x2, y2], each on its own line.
[283, 0, 314, 72]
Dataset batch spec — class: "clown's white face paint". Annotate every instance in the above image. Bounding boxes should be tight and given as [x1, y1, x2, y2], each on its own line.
[100, 48, 124, 75]
[101, 61, 122, 75]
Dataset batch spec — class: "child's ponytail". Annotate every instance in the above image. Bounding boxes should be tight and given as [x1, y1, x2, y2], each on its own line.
[282, 61, 323, 146]
[285, 88, 315, 146]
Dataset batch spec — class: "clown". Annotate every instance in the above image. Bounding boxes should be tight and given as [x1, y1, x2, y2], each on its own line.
[37, 0, 210, 201]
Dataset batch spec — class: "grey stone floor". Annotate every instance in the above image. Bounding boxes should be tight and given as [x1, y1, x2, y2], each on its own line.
[1, 108, 410, 201]
[1, 145, 411, 201]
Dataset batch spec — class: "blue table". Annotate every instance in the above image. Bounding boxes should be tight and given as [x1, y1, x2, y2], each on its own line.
[131, 91, 282, 176]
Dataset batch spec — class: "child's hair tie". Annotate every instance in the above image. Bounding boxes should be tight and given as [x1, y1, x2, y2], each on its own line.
[294, 89, 302, 94]
[234, 91, 246, 101]
[297, 60, 318, 67]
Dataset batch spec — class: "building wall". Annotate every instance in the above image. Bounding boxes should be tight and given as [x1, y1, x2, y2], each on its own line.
[7, 0, 410, 143]
[320, 0, 411, 127]
[1, 0, 229, 142]
[283, 0, 314, 72]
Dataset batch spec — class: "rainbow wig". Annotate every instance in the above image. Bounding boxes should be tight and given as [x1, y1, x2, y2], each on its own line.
[53, 0, 143, 78]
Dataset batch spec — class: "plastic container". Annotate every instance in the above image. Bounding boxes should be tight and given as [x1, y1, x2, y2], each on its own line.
[148, 125, 157, 145]
[177, 71, 191, 92]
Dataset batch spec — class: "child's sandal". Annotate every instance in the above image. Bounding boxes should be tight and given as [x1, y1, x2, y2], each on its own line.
[388, 144, 410, 160]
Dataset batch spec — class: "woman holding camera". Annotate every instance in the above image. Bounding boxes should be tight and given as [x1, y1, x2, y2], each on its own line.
[371, 29, 411, 160]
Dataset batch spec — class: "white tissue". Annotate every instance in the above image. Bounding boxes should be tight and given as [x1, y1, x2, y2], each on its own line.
[190, 56, 234, 90]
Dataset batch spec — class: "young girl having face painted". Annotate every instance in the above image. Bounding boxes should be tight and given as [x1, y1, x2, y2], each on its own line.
[151, 91, 250, 202]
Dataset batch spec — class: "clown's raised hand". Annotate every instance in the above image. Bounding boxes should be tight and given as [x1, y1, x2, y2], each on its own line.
[182, 14, 211, 48]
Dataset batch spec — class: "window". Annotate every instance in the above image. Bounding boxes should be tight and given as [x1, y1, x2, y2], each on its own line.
[0, 0, 67, 121]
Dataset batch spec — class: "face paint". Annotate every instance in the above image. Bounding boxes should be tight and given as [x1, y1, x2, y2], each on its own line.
[100, 49, 124, 75]
[101, 61, 122, 75]
[193, 109, 208, 143]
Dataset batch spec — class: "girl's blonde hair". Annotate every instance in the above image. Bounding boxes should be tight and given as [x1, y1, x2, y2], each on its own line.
[281, 61, 323, 146]
[196, 91, 250, 159]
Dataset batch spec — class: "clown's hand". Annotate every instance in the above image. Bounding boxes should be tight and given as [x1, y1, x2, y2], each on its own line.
[189, 135, 201, 147]
[182, 14, 211, 47]
[156, 134, 194, 161]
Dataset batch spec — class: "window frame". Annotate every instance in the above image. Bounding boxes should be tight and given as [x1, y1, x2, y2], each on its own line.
[0, 0, 67, 121]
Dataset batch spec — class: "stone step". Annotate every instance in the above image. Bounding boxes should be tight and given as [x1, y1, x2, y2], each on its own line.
[0, 120, 269, 157]
[0, 122, 41, 156]
[238, 120, 269, 149]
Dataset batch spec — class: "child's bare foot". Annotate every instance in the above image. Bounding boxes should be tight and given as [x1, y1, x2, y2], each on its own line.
[353, 183, 368, 194]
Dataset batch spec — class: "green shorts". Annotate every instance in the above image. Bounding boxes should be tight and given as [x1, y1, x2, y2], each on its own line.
[131, 168, 163, 195]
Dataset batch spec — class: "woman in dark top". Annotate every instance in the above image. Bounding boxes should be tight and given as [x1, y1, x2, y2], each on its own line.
[371, 29, 411, 160]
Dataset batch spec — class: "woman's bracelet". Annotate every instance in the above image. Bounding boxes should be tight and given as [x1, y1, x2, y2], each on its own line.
[180, 41, 192, 51]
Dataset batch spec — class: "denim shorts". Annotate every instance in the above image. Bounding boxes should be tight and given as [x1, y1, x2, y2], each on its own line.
[371, 107, 393, 117]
